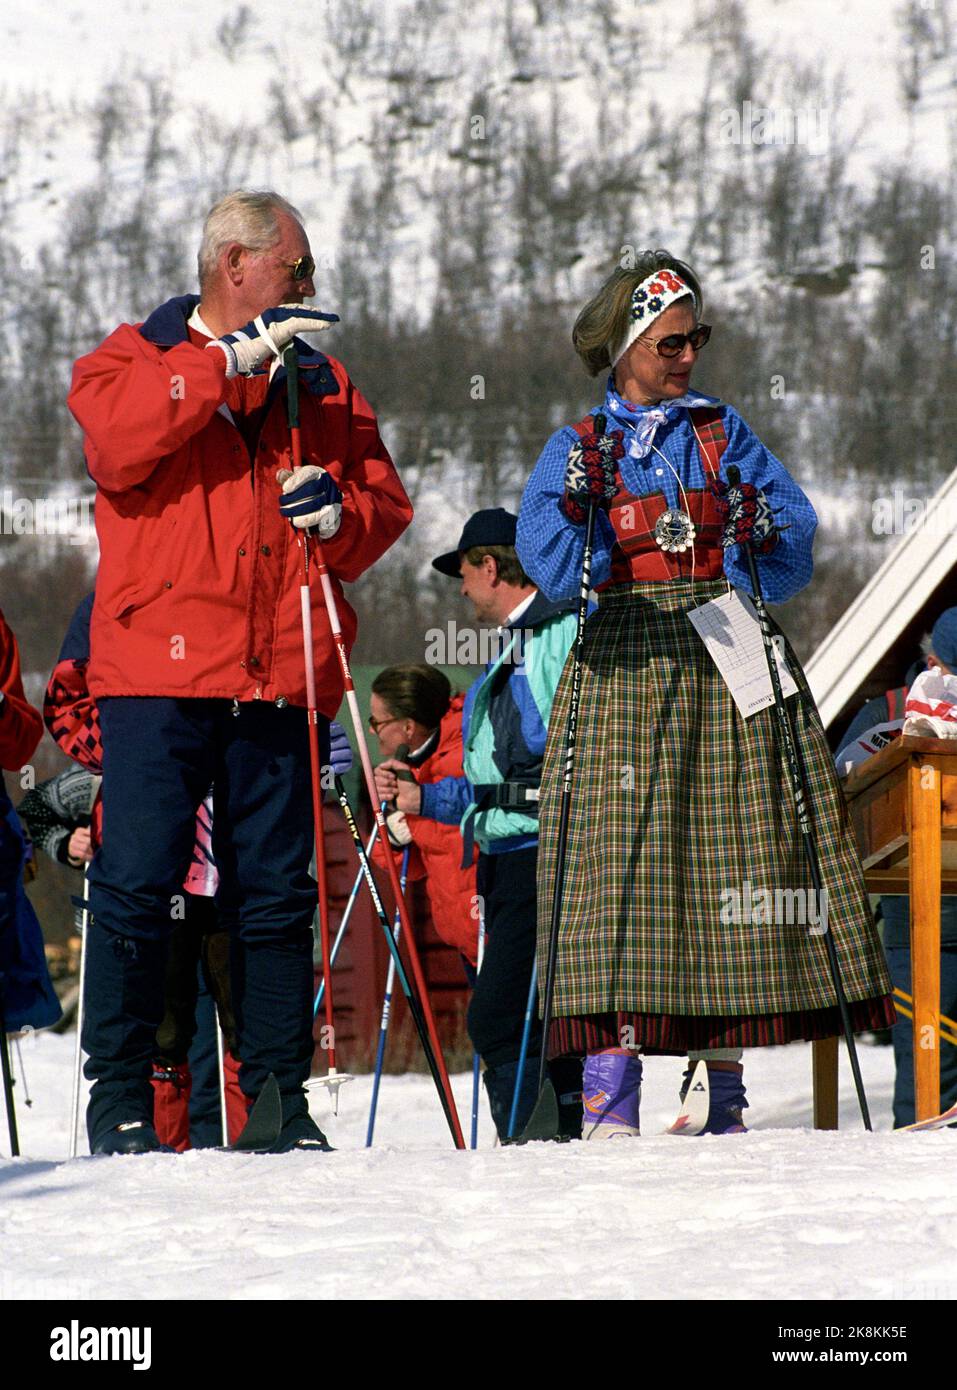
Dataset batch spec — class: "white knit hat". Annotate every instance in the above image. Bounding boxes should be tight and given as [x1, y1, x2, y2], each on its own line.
[610, 268, 696, 367]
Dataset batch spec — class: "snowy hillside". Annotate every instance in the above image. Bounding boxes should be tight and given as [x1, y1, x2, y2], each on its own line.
[3, 0, 954, 289]
[3, 0, 954, 679]
[3, 1032, 955, 1302]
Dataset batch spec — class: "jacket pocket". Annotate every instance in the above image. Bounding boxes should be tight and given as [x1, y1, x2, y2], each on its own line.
[111, 581, 165, 620]
[109, 521, 177, 619]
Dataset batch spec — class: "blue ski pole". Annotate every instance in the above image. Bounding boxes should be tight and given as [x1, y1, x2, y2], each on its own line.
[470, 906, 487, 1149]
[366, 846, 411, 1147]
[507, 952, 538, 1140]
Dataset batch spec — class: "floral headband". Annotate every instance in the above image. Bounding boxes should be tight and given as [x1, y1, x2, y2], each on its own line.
[610, 269, 695, 367]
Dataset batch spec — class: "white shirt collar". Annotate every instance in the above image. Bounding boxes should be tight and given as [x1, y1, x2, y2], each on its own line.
[187, 305, 216, 338]
[498, 590, 536, 633]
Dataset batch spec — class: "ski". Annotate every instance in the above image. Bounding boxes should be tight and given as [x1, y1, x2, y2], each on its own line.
[665, 1060, 709, 1135]
[225, 1073, 283, 1153]
[895, 1100, 957, 1133]
[511, 1079, 561, 1143]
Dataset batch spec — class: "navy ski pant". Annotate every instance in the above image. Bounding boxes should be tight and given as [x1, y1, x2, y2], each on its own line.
[83, 696, 326, 1147]
[467, 845, 540, 1069]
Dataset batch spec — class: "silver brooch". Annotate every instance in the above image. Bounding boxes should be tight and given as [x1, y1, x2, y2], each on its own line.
[654, 509, 696, 553]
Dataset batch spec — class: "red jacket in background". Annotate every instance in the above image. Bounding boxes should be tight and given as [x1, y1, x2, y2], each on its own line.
[375, 694, 479, 965]
[67, 295, 413, 714]
[0, 608, 43, 773]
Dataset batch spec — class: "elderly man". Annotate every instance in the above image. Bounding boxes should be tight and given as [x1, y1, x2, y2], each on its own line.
[68, 189, 412, 1153]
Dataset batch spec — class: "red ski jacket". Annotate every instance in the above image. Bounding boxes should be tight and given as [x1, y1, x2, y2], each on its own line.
[374, 695, 479, 964]
[68, 296, 412, 714]
[0, 608, 43, 774]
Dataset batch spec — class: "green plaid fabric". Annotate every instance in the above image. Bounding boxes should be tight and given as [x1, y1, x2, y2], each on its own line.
[536, 578, 892, 1019]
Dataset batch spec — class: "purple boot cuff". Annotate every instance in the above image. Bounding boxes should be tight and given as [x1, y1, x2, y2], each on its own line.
[582, 1051, 642, 1136]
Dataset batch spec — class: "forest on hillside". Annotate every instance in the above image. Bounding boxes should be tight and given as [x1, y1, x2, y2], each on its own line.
[1, 0, 954, 772]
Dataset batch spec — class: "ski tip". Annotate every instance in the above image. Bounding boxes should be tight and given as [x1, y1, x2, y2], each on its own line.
[512, 1080, 561, 1144]
[894, 1102, 957, 1133]
[664, 1059, 709, 1136]
[230, 1073, 283, 1153]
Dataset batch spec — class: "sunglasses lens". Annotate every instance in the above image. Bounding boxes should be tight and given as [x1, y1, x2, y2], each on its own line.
[689, 325, 711, 350]
[657, 336, 684, 358]
[294, 256, 316, 281]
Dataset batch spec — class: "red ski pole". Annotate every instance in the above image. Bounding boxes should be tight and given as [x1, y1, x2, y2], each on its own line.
[283, 348, 465, 1148]
[296, 531, 353, 1112]
[287, 352, 353, 1114]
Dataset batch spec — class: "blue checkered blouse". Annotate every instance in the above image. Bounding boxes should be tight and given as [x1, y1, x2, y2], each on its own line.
[516, 381, 817, 604]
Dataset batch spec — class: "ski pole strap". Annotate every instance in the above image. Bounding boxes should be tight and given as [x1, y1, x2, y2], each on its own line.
[460, 781, 540, 867]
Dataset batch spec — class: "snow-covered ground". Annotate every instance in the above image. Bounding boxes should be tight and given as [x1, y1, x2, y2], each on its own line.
[2, 1031, 954, 1301]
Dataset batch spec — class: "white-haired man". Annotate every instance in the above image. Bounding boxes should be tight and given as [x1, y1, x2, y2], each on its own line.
[68, 189, 412, 1153]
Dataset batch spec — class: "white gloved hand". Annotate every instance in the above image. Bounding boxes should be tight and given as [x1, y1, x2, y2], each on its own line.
[386, 810, 413, 847]
[207, 303, 339, 378]
[276, 465, 342, 538]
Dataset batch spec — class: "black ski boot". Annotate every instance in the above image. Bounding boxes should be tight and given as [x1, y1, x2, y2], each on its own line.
[270, 1101, 333, 1153]
[483, 1057, 540, 1142]
[549, 1056, 584, 1140]
[92, 1120, 173, 1155]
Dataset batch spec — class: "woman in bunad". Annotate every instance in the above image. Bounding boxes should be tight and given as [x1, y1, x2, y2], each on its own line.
[516, 253, 894, 1138]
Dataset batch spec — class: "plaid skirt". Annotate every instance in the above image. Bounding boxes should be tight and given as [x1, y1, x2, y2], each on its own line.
[536, 578, 895, 1057]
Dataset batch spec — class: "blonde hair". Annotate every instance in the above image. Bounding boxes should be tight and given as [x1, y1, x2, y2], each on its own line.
[572, 252, 703, 377]
[197, 189, 304, 288]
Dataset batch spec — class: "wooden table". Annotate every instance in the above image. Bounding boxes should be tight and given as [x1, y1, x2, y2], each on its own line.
[812, 736, 957, 1126]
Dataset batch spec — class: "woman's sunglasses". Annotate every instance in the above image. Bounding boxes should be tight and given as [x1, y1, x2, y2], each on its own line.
[638, 324, 712, 359]
[368, 714, 404, 734]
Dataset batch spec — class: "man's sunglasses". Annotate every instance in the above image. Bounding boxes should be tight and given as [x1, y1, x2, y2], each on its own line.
[280, 254, 316, 282]
[638, 324, 712, 359]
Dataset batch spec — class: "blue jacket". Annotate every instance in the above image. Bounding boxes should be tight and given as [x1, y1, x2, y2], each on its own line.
[0, 801, 62, 1032]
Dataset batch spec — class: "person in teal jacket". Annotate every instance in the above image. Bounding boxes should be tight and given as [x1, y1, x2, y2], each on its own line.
[375, 509, 583, 1139]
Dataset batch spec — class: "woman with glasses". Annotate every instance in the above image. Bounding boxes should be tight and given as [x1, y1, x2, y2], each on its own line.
[516, 252, 894, 1139]
[370, 665, 479, 970]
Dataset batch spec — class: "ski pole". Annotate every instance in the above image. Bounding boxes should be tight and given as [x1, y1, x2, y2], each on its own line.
[520, 415, 606, 1142]
[285, 347, 353, 1114]
[283, 347, 465, 1149]
[334, 775, 464, 1147]
[69, 868, 90, 1158]
[365, 744, 411, 1145]
[216, 1024, 228, 1147]
[508, 951, 538, 1140]
[726, 463, 872, 1131]
[0, 982, 19, 1157]
[470, 906, 487, 1149]
[313, 818, 380, 1017]
[14, 1038, 32, 1108]
[366, 846, 410, 1146]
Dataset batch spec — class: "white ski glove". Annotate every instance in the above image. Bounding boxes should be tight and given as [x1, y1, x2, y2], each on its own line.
[276, 465, 342, 538]
[207, 303, 339, 378]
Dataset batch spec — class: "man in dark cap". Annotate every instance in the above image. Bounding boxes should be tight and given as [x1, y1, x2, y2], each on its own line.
[836, 605, 957, 1125]
[375, 509, 583, 1140]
